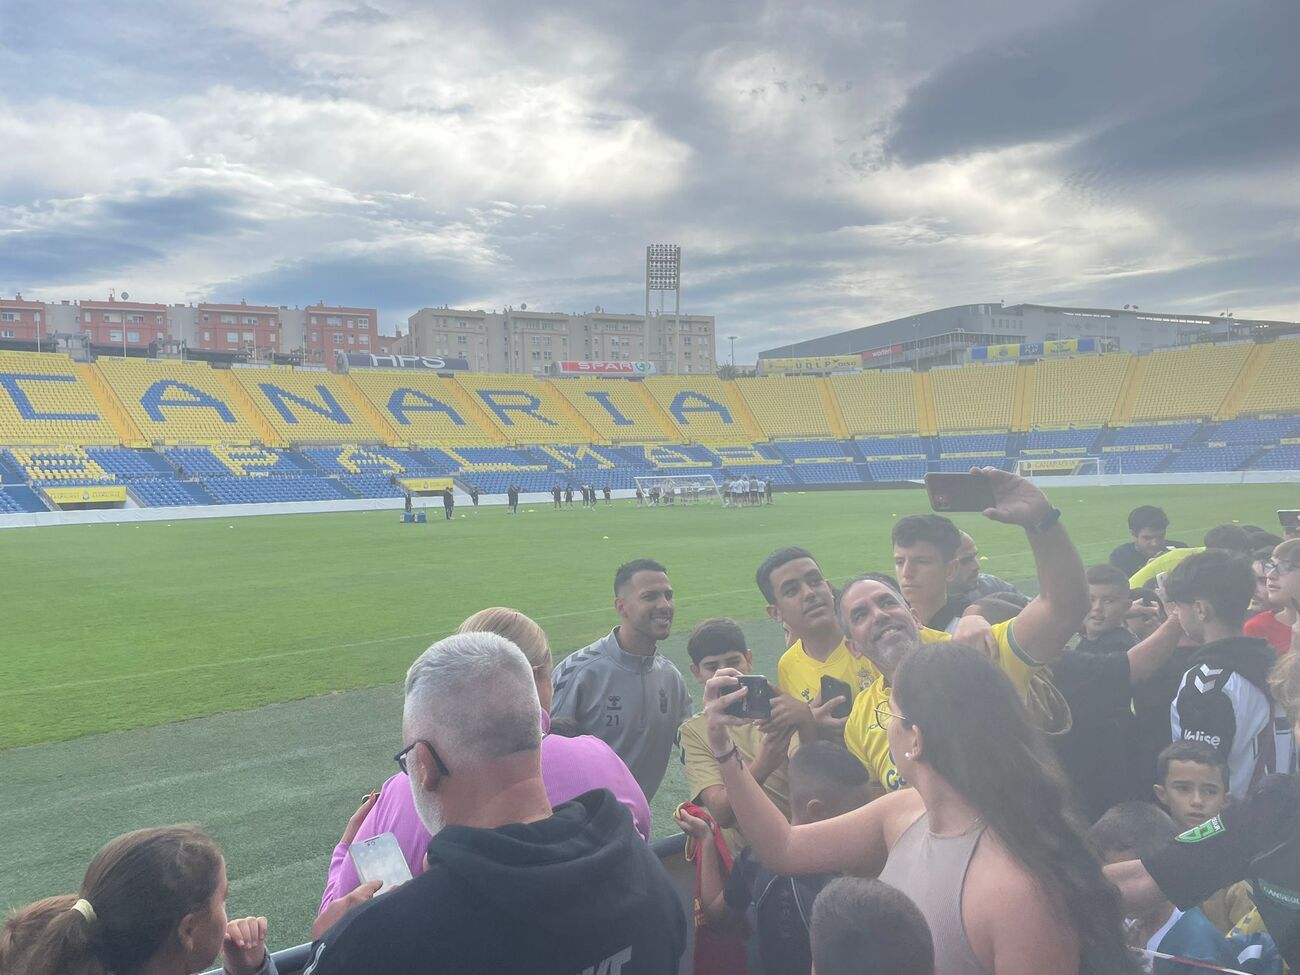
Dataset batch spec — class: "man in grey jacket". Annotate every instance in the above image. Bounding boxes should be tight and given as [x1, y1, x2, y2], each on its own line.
[551, 559, 693, 799]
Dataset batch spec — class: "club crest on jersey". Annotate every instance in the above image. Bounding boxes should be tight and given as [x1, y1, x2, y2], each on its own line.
[1175, 816, 1225, 844]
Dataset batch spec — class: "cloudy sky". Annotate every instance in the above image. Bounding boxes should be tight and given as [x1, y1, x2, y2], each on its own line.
[1, 0, 1296, 360]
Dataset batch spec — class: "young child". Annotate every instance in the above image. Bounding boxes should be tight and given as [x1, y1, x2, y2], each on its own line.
[1089, 802, 1252, 974]
[1153, 741, 1255, 933]
[809, 877, 934, 975]
[1079, 564, 1138, 653]
[676, 742, 873, 975]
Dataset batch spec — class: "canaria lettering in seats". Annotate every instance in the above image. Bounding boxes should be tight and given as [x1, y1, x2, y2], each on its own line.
[476, 390, 557, 426]
[141, 380, 237, 423]
[669, 391, 731, 425]
[583, 390, 634, 426]
[0, 374, 99, 420]
[259, 383, 352, 425]
[387, 388, 464, 426]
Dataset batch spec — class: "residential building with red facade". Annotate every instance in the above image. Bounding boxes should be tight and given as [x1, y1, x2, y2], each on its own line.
[300, 304, 380, 367]
[0, 297, 47, 348]
[79, 298, 169, 350]
[195, 301, 282, 356]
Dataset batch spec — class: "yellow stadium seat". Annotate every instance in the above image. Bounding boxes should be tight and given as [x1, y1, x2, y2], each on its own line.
[232, 366, 385, 443]
[1030, 354, 1130, 428]
[346, 370, 497, 445]
[547, 378, 672, 442]
[1237, 339, 1300, 416]
[641, 376, 751, 443]
[733, 377, 835, 438]
[1130, 344, 1251, 421]
[828, 372, 919, 436]
[930, 363, 1017, 432]
[97, 358, 264, 445]
[453, 373, 595, 444]
[0, 352, 120, 445]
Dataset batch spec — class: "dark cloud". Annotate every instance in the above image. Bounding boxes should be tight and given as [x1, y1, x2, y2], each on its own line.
[0, 188, 257, 284]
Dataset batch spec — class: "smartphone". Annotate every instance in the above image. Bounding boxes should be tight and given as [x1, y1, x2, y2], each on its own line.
[925, 472, 995, 513]
[820, 675, 853, 720]
[725, 675, 773, 720]
[1278, 510, 1300, 530]
[348, 832, 413, 894]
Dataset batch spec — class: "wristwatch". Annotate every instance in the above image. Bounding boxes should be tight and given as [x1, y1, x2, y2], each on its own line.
[1027, 506, 1062, 534]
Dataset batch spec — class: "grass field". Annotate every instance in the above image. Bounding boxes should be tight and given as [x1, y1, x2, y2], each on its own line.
[1, 483, 1292, 947]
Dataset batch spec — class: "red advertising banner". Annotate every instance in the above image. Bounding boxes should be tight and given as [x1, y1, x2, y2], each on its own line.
[861, 344, 904, 361]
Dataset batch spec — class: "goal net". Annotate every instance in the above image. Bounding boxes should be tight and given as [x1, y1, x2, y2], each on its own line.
[633, 474, 723, 505]
[1014, 456, 1105, 477]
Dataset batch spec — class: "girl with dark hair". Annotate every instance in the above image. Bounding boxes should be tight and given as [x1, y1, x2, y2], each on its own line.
[703, 643, 1138, 975]
[0, 825, 274, 975]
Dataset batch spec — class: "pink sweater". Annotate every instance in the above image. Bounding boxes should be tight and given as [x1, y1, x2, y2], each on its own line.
[319, 713, 651, 913]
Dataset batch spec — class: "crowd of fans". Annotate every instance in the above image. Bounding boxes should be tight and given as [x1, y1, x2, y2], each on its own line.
[5, 469, 1300, 975]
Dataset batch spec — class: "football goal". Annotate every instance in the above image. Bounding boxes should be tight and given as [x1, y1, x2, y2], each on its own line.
[633, 474, 723, 505]
[1014, 456, 1106, 477]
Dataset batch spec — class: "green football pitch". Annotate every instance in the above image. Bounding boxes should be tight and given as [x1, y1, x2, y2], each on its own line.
[0, 483, 1290, 946]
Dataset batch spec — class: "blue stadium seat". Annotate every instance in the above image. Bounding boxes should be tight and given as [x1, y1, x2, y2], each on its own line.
[774, 440, 855, 461]
[1104, 450, 1171, 473]
[857, 436, 928, 458]
[130, 479, 215, 506]
[201, 476, 353, 504]
[937, 433, 1007, 456]
[300, 445, 429, 475]
[84, 447, 177, 480]
[340, 474, 407, 498]
[1110, 424, 1199, 447]
[792, 462, 861, 485]
[1202, 417, 1300, 443]
[1248, 445, 1300, 471]
[866, 459, 927, 481]
[0, 485, 50, 512]
[1022, 429, 1103, 452]
[1165, 445, 1257, 473]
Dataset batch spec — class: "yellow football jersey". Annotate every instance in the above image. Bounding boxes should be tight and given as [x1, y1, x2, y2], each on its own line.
[776, 638, 879, 706]
[845, 621, 1041, 790]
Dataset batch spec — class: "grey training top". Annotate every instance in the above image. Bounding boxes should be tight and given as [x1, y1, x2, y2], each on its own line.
[550, 627, 693, 800]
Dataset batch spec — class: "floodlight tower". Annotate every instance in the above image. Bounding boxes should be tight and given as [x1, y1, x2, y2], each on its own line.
[646, 244, 682, 373]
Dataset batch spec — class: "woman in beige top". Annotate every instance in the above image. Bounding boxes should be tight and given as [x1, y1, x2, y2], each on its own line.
[703, 643, 1137, 975]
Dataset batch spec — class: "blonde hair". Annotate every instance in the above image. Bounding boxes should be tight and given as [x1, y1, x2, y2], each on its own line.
[457, 608, 550, 669]
[1269, 650, 1300, 722]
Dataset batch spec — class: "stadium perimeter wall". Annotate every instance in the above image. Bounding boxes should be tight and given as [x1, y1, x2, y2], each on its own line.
[1, 473, 1295, 530]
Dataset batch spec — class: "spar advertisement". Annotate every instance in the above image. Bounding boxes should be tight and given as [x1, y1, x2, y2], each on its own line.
[554, 360, 657, 375]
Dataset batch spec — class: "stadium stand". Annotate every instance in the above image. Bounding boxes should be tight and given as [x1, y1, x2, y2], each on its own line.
[857, 435, 928, 458]
[1165, 445, 1259, 473]
[340, 474, 407, 498]
[455, 373, 599, 444]
[642, 376, 753, 443]
[772, 440, 853, 461]
[202, 475, 353, 504]
[1110, 423, 1200, 448]
[1248, 445, 1300, 471]
[345, 369, 499, 445]
[1235, 338, 1300, 416]
[1022, 429, 1103, 453]
[866, 458, 928, 481]
[0, 485, 47, 512]
[792, 460, 860, 484]
[84, 447, 177, 480]
[96, 358, 267, 445]
[937, 433, 1008, 456]
[733, 376, 836, 438]
[166, 445, 311, 478]
[1206, 416, 1300, 443]
[1129, 343, 1252, 421]
[1029, 354, 1129, 429]
[129, 479, 215, 506]
[930, 362, 1017, 432]
[547, 378, 676, 442]
[230, 366, 386, 443]
[6, 447, 115, 484]
[299, 445, 429, 476]
[0, 352, 120, 445]
[829, 372, 919, 436]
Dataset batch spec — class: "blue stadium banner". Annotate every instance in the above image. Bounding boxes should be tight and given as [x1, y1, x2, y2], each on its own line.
[335, 352, 470, 371]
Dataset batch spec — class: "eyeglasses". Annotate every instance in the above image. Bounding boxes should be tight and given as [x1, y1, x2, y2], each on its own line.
[873, 702, 911, 728]
[394, 739, 451, 777]
[1263, 560, 1300, 575]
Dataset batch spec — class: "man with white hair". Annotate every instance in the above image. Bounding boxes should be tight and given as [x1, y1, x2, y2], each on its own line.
[305, 633, 686, 975]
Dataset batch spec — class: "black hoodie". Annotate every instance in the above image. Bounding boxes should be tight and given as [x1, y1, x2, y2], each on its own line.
[304, 789, 685, 975]
[1170, 636, 1281, 798]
